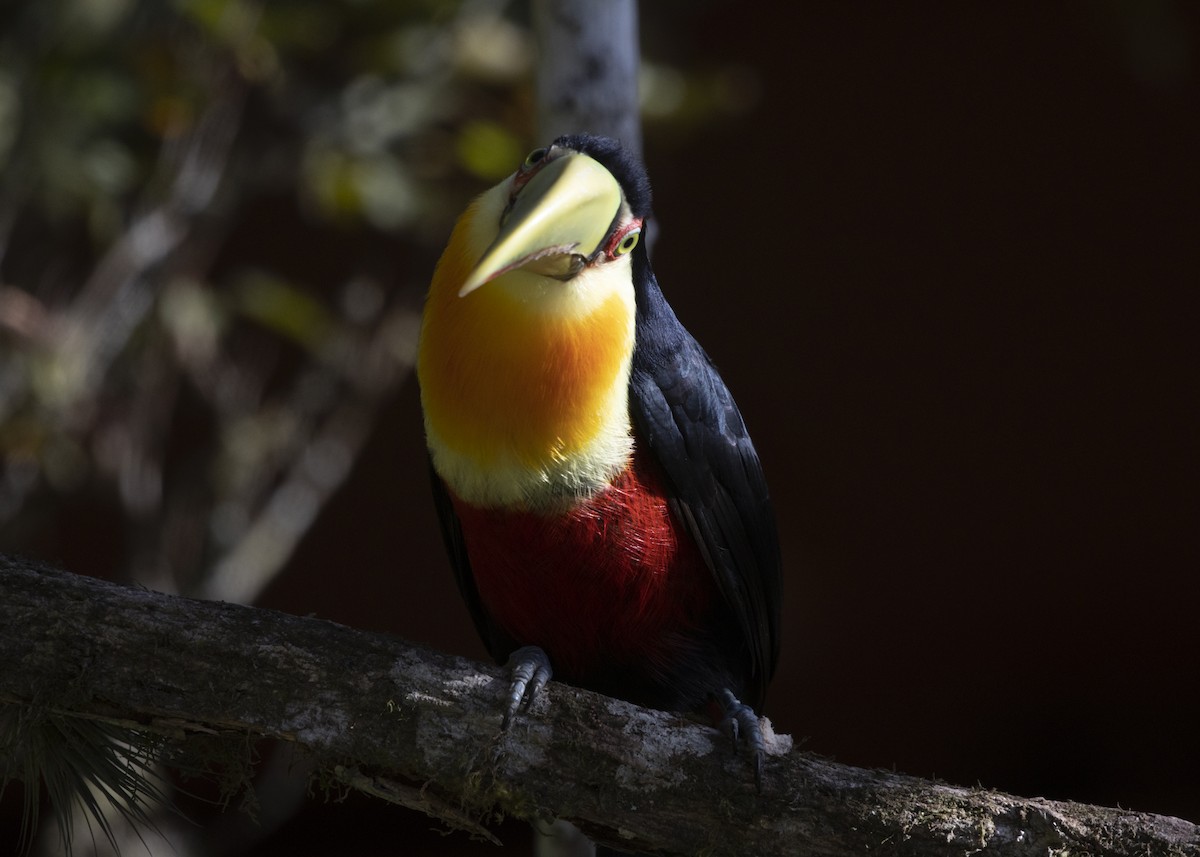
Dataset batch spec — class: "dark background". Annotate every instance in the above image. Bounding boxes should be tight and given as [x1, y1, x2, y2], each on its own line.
[3, 2, 1198, 854]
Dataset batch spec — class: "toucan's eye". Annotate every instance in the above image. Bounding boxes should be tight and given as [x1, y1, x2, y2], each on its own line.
[523, 147, 548, 168]
[603, 218, 645, 260]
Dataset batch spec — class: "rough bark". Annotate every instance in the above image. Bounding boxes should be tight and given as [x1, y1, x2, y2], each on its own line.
[2, 556, 1196, 857]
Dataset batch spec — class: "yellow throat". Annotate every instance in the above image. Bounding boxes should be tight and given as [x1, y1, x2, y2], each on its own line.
[417, 177, 637, 510]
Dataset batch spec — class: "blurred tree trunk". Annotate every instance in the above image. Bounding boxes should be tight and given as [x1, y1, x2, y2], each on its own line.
[533, 0, 642, 155]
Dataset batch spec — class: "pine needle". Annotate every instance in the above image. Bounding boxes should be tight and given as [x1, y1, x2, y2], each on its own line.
[1, 704, 174, 855]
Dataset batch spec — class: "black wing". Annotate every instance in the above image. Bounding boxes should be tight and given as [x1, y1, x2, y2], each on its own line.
[428, 463, 516, 663]
[628, 260, 782, 709]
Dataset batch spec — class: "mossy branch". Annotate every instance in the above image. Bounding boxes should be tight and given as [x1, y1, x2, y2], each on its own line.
[2, 555, 1196, 857]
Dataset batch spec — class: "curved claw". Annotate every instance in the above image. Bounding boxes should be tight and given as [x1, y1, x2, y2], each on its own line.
[502, 645, 553, 729]
[718, 688, 766, 792]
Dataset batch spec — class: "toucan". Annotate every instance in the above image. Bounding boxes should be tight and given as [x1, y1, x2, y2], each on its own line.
[416, 134, 782, 788]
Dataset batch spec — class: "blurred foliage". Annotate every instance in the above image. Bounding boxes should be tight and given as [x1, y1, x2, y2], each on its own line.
[0, 3, 540, 852]
[0, 0, 546, 590]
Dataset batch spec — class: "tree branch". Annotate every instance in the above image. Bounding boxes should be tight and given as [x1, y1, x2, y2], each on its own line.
[2, 556, 1195, 857]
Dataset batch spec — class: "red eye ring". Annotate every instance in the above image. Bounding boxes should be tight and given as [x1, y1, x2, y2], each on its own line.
[604, 218, 644, 260]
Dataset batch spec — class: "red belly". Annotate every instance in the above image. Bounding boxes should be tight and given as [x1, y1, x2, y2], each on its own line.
[449, 449, 714, 687]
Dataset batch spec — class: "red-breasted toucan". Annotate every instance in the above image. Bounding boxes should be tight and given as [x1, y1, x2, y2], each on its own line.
[417, 134, 781, 784]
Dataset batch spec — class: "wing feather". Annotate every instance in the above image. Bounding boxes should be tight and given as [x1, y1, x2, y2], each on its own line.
[628, 263, 782, 707]
[428, 462, 516, 662]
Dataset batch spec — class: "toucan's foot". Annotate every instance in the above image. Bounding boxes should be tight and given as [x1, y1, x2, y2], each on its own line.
[502, 645, 553, 729]
[718, 688, 765, 791]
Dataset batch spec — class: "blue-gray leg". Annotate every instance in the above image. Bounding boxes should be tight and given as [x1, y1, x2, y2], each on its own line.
[718, 688, 765, 791]
[502, 645, 553, 729]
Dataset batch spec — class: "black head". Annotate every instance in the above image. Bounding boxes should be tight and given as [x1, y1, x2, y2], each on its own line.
[551, 134, 654, 221]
